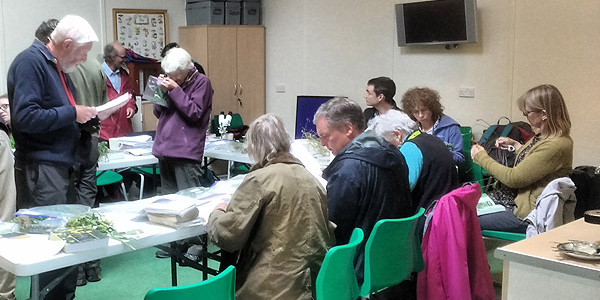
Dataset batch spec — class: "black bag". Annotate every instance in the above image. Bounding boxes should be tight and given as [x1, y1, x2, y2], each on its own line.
[479, 117, 534, 166]
[199, 165, 219, 187]
[570, 166, 600, 219]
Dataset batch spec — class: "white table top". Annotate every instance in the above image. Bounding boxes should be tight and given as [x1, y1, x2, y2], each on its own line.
[495, 218, 600, 281]
[97, 153, 158, 171]
[0, 188, 234, 277]
[203, 139, 252, 164]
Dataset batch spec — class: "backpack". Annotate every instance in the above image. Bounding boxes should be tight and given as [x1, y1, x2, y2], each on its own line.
[478, 117, 534, 166]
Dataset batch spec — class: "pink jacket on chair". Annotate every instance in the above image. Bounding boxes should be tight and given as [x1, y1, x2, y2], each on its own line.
[417, 183, 495, 300]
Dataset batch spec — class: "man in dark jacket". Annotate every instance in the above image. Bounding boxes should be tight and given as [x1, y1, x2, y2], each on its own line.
[313, 97, 413, 284]
[7, 15, 99, 300]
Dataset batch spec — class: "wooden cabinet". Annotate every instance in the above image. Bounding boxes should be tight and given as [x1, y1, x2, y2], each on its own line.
[126, 62, 162, 96]
[179, 25, 265, 124]
[126, 62, 162, 131]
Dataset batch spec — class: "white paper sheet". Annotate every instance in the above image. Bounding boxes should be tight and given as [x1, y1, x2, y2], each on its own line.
[96, 93, 132, 120]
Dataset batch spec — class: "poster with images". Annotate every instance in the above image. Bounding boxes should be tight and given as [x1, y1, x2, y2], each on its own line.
[113, 9, 168, 60]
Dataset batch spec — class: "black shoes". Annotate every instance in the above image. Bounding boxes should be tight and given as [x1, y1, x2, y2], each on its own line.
[77, 260, 101, 286]
[76, 266, 87, 287]
[155, 249, 171, 258]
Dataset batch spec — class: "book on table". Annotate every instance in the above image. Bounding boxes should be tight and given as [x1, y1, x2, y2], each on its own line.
[476, 194, 506, 216]
[147, 206, 199, 228]
[49, 227, 109, 253]
[145, 195, 201, 227]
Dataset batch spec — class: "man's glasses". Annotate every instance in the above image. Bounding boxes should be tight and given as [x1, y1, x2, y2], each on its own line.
[0, 104, 8, 111]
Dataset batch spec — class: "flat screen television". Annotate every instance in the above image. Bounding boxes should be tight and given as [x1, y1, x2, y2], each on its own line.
[395, 0, 477, 47]
[295, 96, 333, 139]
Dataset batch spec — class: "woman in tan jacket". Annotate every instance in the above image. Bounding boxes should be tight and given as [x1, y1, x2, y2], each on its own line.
[471, 84, 573, 233]
[207, 114, 335, 300]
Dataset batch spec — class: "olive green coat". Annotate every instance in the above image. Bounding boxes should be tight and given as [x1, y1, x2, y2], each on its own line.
[207, 153, 335, 300]
[474, 135, 573, 219]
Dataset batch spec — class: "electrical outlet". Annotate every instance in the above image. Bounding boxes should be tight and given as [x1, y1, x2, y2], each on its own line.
[275, 84, 286, 93]
[459, 87, 475, 98]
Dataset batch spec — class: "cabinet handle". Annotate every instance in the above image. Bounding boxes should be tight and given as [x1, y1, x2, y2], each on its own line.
[238, 98, 243, 108]
[233, 84, 238, 96]
[239, 83, 243, 96]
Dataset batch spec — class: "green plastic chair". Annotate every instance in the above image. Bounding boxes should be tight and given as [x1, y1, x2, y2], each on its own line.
[481, 230, 526, 242]
[316, 228, 364, 300]
[96, 170, 128, 201]
[131, 167, 160, 199]
[359, 208, 425, 297]
[458, 126, 485, 192]
[144, 265, 236, 300]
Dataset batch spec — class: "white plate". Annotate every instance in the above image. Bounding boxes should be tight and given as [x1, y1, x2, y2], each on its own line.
[562, 251, 600, 261]
[556, 240, 600, 260]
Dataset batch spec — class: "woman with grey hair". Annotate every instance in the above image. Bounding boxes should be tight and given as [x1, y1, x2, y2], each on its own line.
[207, 114, 335, 300]
[370, 109, 459, 211]
[152, 47, 213, 193]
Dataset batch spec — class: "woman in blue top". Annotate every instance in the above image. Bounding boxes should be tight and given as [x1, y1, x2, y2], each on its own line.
[401, 87, 464, 163]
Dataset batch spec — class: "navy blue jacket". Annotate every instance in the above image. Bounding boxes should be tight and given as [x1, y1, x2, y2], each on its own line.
[7, 39, 79, 167]
[322, 130, 413, 283]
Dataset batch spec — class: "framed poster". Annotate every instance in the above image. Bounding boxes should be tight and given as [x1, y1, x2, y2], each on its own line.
[113, 9, 168, 60]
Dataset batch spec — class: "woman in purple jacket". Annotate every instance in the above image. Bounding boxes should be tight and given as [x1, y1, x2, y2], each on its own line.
[152, 47, 213, 194]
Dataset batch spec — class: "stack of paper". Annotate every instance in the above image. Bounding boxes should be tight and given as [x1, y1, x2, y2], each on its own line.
[145, 195, 201, 228]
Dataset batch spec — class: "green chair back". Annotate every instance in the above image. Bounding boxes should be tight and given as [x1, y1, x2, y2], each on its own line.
[359, 208, 425, 297]
[458, 126, 484, 191]
[96, 170, 123, 186]
[481, 230, 526, 242]
[132, 167, 160, 175]
[316, 228, 364, 300]
[144, 265, 236, 300]
[210, 113, 244, 134]
[230, 113, 243, 129]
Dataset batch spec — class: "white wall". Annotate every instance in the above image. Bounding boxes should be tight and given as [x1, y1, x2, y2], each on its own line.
[0, 0, 598, 166]
[263, 0, 600, 167]
[0, 0, 187, 93]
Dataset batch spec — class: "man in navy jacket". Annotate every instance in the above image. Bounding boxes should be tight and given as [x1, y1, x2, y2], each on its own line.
[313, 97, 413, 284]
[7, 15, 99, 300]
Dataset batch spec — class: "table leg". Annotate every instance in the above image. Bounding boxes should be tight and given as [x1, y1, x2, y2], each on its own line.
[30, 274, 39, 300]
[227, 161, 232, 179]
[170, 242, 178, 286]
[201, 234, 208, 281]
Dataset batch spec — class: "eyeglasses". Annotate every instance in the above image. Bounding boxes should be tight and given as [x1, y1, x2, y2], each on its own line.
[522, 109, 540, 117]
[0, 104, 8, 111]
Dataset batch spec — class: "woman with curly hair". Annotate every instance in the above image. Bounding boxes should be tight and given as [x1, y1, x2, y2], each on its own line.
[401, 87, 464, 163]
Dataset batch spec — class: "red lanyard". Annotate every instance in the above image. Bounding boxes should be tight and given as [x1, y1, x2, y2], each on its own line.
[55, 61, 76, 106]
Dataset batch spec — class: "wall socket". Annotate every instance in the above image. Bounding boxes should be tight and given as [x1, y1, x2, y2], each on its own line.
[275, 84, 286, 93]
[458, 87, 475, 98]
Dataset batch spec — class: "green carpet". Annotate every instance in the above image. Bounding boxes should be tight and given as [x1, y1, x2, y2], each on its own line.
[15, 246, 220, 299]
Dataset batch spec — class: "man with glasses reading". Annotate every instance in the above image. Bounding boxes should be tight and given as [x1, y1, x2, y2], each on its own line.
[100, 41, 136, 140]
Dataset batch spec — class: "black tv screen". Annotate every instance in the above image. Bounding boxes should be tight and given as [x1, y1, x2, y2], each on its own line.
[295, 96, 332, 139]
[396, 0, 477, 47]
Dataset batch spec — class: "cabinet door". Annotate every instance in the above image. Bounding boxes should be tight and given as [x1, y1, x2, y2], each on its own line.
[236, 27, 265, 124]
[207, 27, 238, 117]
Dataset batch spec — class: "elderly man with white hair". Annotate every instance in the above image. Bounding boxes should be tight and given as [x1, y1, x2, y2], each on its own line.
[152, 47, 213, 194]
[370, 109, 459, 212]
[7, 14, 99, 300]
